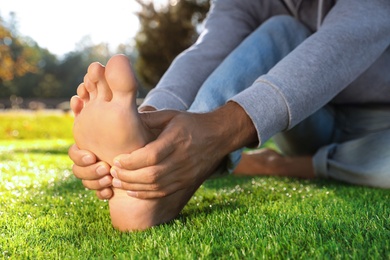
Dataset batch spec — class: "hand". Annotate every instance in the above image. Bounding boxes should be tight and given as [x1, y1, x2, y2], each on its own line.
[110, 102, 258, 199]
[110, 111, 224, 199]
[68, 144, 114, 200]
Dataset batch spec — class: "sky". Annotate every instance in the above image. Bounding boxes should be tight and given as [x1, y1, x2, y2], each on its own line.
[1, 0, 166, 57]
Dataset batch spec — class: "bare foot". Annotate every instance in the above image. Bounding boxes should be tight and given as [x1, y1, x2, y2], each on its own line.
[72, 56, 151, 163]
[71, 55, 199, 231]
[233, 148, 315, 179]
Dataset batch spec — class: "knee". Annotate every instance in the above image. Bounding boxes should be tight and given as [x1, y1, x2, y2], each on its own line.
[264, 15, 300, 29]
[263, 15, 311, 39]
[266, 15, 296, 25]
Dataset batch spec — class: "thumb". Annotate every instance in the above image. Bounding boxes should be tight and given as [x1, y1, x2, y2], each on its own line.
[139, 110, 180, 129]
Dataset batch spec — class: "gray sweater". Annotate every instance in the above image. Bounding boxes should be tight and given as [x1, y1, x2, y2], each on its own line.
[141, 0, 390, 145]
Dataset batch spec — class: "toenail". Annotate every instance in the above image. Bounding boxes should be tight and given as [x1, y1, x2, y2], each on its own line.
[96, 166, 108, 176]
[112, 178, 122, 188]
[82, 155, 94, 164]
[100, 189, 112, 199]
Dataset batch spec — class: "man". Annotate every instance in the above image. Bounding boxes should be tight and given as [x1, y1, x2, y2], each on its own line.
[69, 0, 390, 231]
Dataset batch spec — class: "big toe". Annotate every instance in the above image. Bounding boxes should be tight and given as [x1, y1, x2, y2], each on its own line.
[105, 54, 138, 96]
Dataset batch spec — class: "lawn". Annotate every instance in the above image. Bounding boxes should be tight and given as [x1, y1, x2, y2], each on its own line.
[0, 111, 389, 259]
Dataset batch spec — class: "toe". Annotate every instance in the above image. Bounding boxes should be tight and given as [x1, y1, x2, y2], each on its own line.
[70, 95, 84, 116]
[83, 75, 98, 100]
[105, 54, 138, 99]
[87, 62, 112, 101]
[77, 83, 90, 102]
[87, 62, 105, 83]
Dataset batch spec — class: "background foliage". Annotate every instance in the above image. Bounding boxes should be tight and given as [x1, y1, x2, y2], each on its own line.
[0, 0, 210, 100]
[135, 0, 210, 88]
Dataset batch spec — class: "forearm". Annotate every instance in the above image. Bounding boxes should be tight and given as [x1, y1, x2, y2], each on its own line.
[231, 0, 390, 146]
[207, 101, 258, 156]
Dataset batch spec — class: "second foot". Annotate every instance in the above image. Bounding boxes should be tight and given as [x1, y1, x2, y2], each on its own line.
[233, 148, 315, 179]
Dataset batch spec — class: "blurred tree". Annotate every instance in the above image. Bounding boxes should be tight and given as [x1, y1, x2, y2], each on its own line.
[0, 13, 39, 83]
[2, 48, 60, 98]
[0, 13, 139, 100]
[135, 0, 210, 88]
[0, 33, 118, 99]
[0, 12, 61, 98]
[58, 40, 113, 98]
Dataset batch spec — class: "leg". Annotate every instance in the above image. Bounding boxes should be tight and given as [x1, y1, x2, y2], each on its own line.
[234, 106, 335, 178]
[236, 104, 390, 189]
[72, 55, 198, 231]
[233, 148, 315, 178]
[188, 16, 312, 175]
[189, 15, 311, 113]
[314, 130, 390, 188]
[313, 105, 390, 188]
[273, 106, 336, 156]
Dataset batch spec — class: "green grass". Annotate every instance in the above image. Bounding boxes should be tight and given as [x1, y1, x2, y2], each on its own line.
[0, 112, 389, 259]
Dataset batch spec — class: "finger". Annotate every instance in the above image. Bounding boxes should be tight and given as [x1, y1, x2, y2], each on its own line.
[96, 188, 114, 200]
[111, 161, 167, 184]
[139, 110, 179, 129]
[82, 175, 113, 190]
[114, 137, 175, 170]
[112, 179, 176, 197]
[111, 169, 167, 190]
[68, 144, 97, 166]
[72, 161, 110, 180]
[111, 160, 183, 192]
[111, 150, 181, 183]
[125, 183, 183, 199]
[138, 105, 157, 113]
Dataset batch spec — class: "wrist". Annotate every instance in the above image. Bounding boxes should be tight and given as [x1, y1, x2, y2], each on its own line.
[209, 101, 258, 155]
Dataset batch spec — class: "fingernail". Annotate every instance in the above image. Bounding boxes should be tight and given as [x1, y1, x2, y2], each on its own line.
[82, 155, 94, 164]
[110, 168, 118, 179]
[127, 191, 138, 197]
[100, 189, 112, 199]
[114, 160, 122, 168]
[112, 178, 122, 188]
[96, 166, 108, 176]
[99, 176, 111, 186]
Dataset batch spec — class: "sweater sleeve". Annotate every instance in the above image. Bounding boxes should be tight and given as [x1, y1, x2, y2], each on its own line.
[140, 0, 261, 111]
[230, 0, 390, 145]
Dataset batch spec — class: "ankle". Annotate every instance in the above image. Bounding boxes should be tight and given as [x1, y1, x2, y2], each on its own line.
[276, 156, 315, 178]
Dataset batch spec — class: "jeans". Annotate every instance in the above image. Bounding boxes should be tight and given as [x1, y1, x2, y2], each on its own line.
[274, 104, 390, 188]
[188, 15, 311, 175]
[187, 15, 390, 188]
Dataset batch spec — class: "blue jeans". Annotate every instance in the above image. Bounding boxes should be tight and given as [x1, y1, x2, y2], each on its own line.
[188, 15, 390, 188]
[274, 104, 390, 188]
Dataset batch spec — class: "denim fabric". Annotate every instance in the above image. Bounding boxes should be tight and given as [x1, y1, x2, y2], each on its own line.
[274, 105, 390, 188]
[187, 16, 311, 177]
[188, 15, 390, 188]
